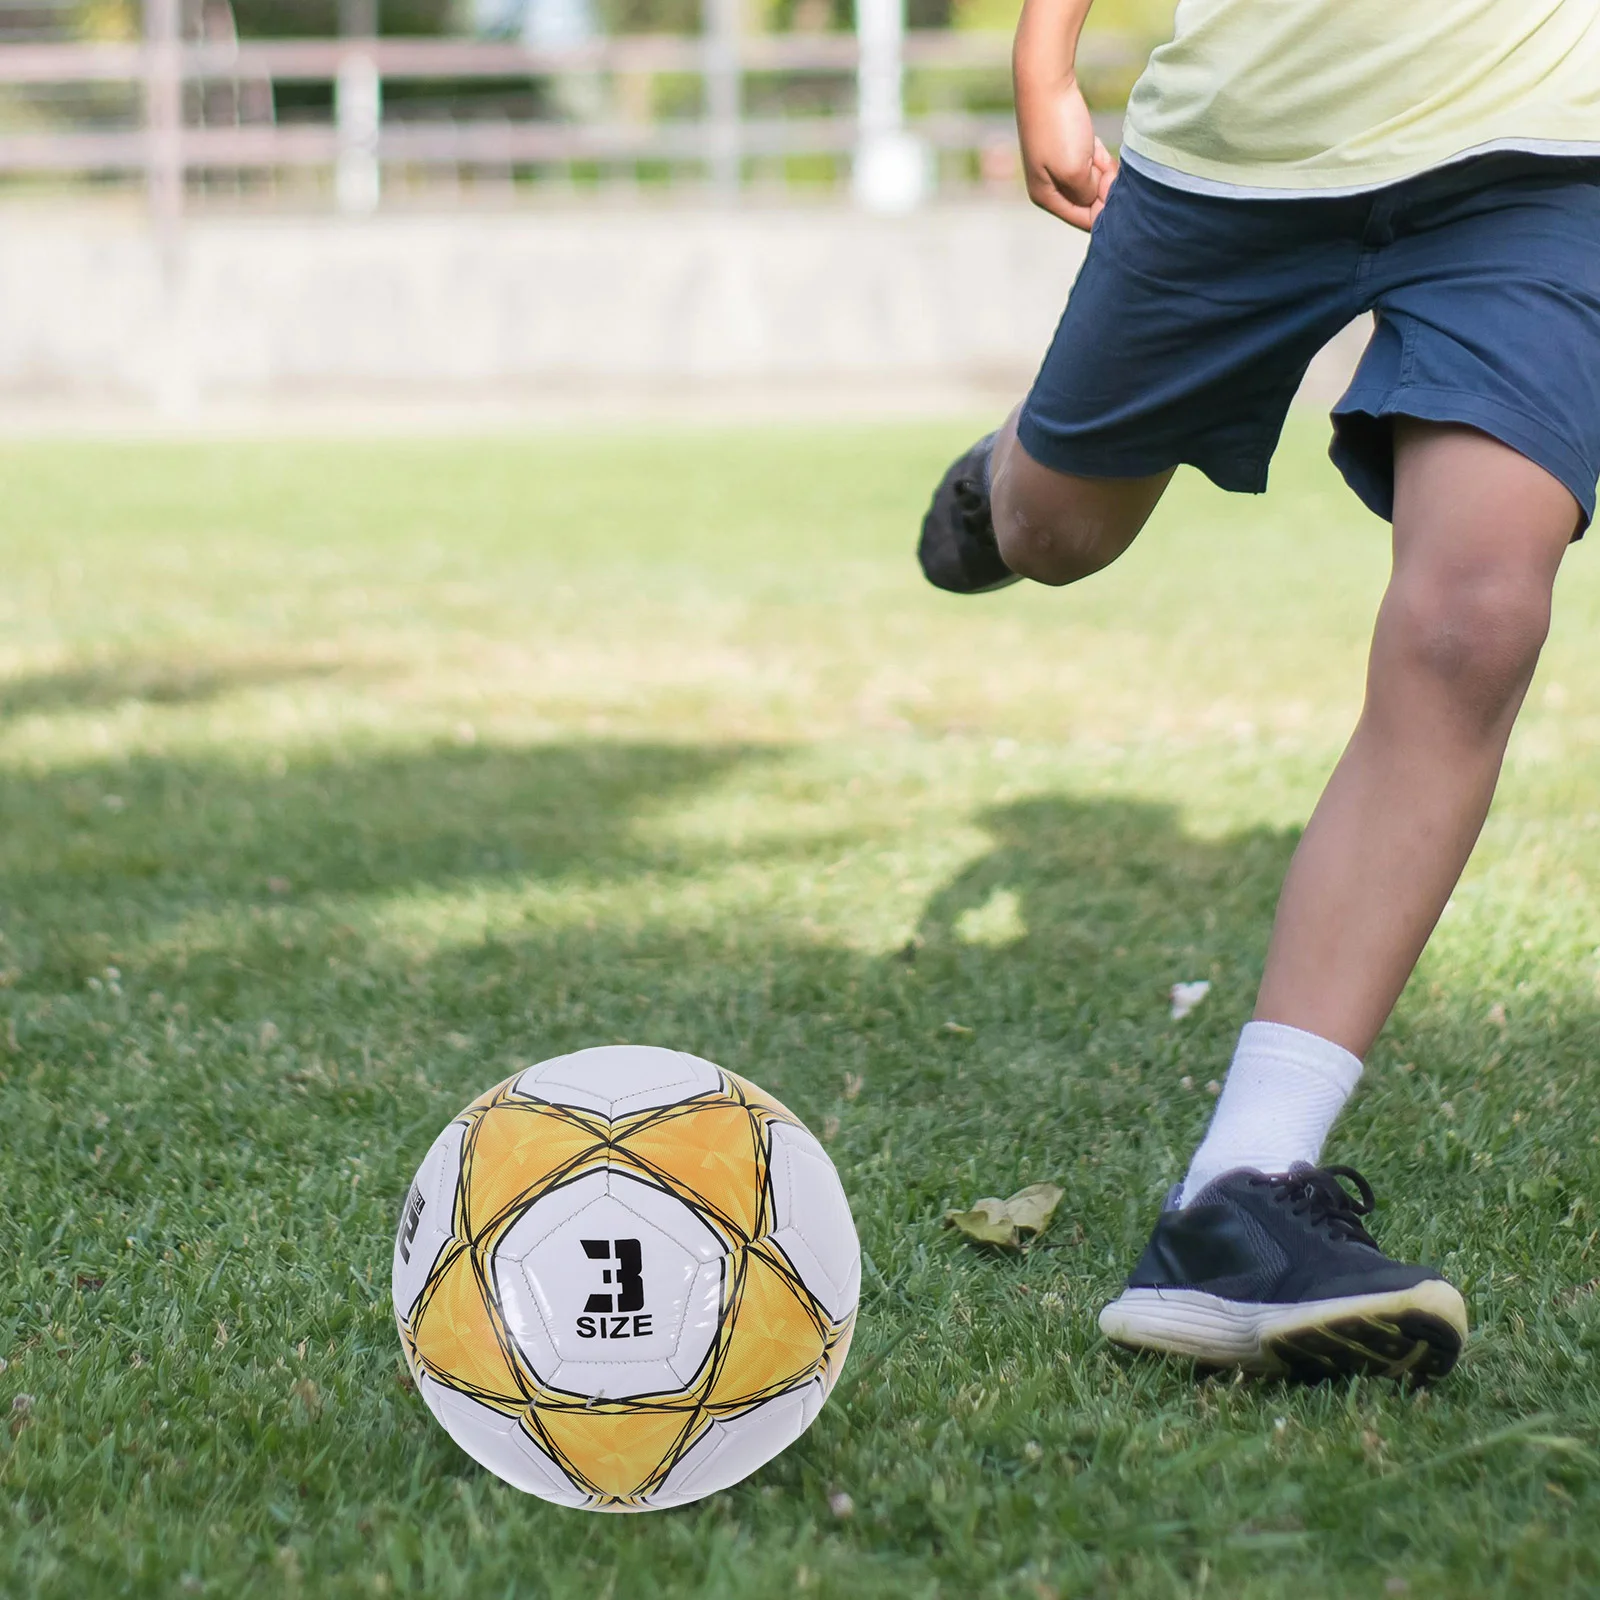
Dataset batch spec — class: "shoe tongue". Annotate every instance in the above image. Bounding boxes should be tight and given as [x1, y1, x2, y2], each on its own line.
[1185, 1163, 1345, 1210]
[1179, 1167, 1270, 1209]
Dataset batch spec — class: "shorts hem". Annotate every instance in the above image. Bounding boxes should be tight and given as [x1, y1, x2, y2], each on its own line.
[1016, 410, 1271, 496]
[1332, 384, 1595, 532]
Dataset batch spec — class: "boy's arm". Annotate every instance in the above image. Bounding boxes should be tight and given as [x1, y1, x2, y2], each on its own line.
[1014, 0, 1117, 230]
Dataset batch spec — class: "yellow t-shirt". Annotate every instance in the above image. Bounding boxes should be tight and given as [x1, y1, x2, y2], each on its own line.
[1121, 0, 1600, 194]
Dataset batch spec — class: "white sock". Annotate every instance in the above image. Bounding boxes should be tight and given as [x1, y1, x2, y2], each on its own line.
[1179, 1021, 1363, 1204]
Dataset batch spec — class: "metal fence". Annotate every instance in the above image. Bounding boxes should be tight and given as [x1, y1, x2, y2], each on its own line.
[0, 0, 1136, 215]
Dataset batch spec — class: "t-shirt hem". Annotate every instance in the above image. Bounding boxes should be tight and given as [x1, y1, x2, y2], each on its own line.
[1120, 137, 1600, 201]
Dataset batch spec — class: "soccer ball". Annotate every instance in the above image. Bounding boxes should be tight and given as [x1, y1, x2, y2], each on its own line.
[391, 1044, 860, 1511]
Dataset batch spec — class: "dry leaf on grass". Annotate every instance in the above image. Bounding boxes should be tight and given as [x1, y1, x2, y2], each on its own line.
[944, 1182, 1065, 1249]
[1170, 981, 1211, 1021]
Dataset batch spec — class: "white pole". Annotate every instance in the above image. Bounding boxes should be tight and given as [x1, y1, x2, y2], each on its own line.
[703, 0, 741, 201]
[856, 0, 900, 142]
[144, 0, 182, 234]
[144, 0, 197, 416]
[853, 0, 926, 212]
[336, 52, 382, 213]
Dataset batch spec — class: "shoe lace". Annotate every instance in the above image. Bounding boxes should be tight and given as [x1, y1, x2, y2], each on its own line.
[1247, 1164, 1379, 1247]
[951, 474, 998, 547]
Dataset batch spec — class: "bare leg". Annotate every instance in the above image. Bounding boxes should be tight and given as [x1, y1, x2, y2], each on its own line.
[989, 407, 1174, 586]
[1255, 420, 1580, 1056]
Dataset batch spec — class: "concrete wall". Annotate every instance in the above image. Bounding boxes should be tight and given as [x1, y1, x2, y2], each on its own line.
[0, 203, 1366, 419]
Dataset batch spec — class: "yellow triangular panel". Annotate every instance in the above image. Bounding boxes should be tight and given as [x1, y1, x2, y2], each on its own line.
[823, 1313, 856, 1388]
[464, 1104, 603, 1235]
[538, 1407, 695, 1499]
[411, 1248, 522, 1403]
[705, 1247, 826, 1411]
[622, 1104, 763, 1237]
[460, 1074, 519, 1117]
[722, 1069, 801, 1127]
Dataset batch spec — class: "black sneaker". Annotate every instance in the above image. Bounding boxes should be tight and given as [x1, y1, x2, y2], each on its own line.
[917, 433, 1020, 594]
[1098, 1165, 1468, 1382]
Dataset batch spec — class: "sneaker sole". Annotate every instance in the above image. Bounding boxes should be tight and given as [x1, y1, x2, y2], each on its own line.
[1098, 1280, 1468, 1382]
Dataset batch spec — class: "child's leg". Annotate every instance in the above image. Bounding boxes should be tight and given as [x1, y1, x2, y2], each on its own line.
[1180, 420, 1578, 1197]
[1100, 423, 1574, 1380]
[917, 402, 1174, 595]
[918, 163, 1357, 598]
[988, 406, 1175, 587]
[1256, 419, 1578, 1054]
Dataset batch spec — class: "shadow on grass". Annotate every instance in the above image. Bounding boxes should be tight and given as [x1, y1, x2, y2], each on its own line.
[0, 735, 1312, 1237]
[0, 738, 1291, 1052]
[6, 732, 1592, 1220]
[0, 738, 777, 990]
[0, 654, 347, 719]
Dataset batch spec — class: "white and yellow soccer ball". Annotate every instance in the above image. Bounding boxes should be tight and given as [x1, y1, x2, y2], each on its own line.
[391, 1045, 860, 1511]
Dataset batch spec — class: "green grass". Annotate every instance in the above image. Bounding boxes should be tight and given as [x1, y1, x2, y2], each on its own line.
[3, 417, 1600, 1599]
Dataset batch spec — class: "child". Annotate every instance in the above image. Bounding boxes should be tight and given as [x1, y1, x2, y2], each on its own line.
[920, 0, 1600, 1380]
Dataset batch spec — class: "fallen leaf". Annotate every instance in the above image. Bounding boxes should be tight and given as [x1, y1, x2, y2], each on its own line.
[941, 1021, 973, 1036]
[945, 1182, 1065, 1249]
[1170, 981, 1211, 1021]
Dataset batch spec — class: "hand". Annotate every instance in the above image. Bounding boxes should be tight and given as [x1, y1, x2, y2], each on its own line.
[1015, 72, 1118, 231]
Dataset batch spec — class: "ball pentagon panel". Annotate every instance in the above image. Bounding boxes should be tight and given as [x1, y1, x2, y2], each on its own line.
[765, 1120, 864, 1324]
[652, 1381, 826, 1507]
[512, 1043, 724, 1118]
[493, 1169, 725, 1400]
[391, 1118, 466, 1336]
[417, 1378, 589, 1508]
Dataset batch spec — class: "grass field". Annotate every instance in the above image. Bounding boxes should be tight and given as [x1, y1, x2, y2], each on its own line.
[4, 417, 1600, 1599]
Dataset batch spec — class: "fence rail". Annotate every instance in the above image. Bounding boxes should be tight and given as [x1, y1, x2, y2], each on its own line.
[0, 27, 1136, 208]
[0, 31, 1144, 80]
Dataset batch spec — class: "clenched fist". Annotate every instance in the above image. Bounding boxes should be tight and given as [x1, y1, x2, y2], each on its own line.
[1015, 70, 1118, 231]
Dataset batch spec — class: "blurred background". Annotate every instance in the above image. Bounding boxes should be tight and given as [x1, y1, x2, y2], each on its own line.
[0, 0, 1206, 425]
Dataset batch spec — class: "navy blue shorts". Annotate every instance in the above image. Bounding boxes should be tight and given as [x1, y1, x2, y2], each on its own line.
[1017, 153, 1600, 530]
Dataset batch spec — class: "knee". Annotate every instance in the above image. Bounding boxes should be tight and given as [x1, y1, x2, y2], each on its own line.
[992, 501, 1121, 587]
[1381, 566, 1553, 729]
